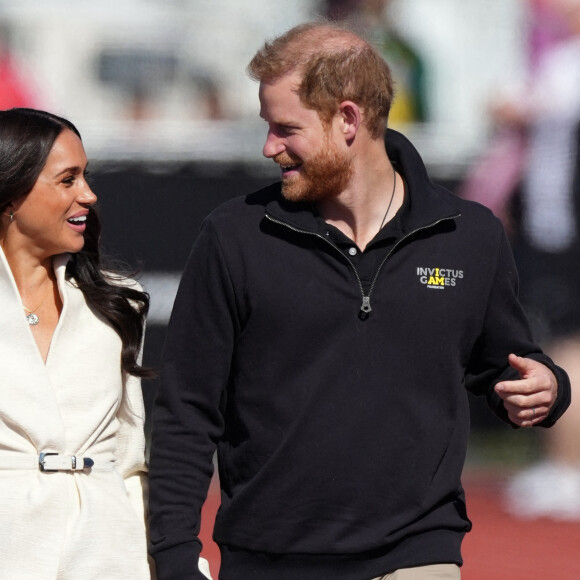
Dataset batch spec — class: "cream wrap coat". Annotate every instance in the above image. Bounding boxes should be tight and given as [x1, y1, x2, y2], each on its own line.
[0, 250, 151, 579]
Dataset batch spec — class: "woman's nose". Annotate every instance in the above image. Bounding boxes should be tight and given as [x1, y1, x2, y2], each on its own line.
[79, 183, 98, 205]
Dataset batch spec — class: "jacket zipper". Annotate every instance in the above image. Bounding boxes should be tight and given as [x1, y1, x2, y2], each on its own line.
[265, 212, 459, 319]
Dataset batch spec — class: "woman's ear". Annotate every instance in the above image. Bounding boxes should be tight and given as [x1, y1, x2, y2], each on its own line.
[3, 202, 15, 223]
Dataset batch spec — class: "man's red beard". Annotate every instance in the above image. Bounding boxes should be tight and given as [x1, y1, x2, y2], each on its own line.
[274, 138, 353, 203]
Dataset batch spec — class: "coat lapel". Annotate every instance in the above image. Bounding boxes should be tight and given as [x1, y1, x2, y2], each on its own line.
[0, 248, 67, 452]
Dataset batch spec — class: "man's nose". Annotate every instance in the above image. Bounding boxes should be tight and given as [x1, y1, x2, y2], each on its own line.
[262, 130, 285, 158]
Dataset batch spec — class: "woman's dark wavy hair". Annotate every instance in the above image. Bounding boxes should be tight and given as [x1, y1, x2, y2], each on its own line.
[0, 108, 153, 378]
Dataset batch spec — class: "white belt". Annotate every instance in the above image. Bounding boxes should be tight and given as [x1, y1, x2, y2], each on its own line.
[0, 453, 114, 472]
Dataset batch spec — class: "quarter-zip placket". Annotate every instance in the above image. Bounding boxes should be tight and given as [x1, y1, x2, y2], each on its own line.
[265, 212, 460, 319]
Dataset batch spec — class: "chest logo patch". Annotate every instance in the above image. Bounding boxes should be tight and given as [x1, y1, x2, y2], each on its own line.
[416, 267, 463, 290]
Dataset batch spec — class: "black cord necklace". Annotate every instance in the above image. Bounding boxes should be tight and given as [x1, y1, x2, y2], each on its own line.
[377, 169, 397, 234]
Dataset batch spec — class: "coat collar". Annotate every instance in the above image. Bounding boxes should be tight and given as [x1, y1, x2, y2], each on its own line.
[0, 249, 74, 448]
[0, 249, 72, 346]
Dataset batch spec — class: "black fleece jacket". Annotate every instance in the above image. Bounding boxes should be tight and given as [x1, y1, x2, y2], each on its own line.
[149, 129, 570, 580]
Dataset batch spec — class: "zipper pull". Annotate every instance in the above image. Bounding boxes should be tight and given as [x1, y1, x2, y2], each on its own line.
[359, 296, 371, 320]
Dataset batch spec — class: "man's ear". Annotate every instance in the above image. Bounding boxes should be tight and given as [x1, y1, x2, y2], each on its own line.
[338, 100, 361, 141]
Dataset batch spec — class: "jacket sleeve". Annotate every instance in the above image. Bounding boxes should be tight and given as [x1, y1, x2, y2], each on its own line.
[464, 226, 571, 426]
[111, 276, 163, 580]
[116, 348, 160, 579]
[116, 369, 149, 523]
[111, 277, 149, 522]
[148, 218, 236, 580]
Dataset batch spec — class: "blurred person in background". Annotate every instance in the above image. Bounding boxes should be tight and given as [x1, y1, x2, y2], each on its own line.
[323, 0, 429, 124]
[0, 108, 157, 578]
[0, 23, 38, 110]
[148, 22, 570, 580]
[459, 0, 571, 231]
[462, 0, 580, 520]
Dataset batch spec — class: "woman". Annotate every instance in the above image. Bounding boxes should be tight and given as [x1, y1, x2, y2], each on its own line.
[0, 108, 154, 579]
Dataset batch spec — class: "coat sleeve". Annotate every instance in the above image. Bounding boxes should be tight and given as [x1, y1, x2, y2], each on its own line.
[116, 369, 149, 524]
[112, 278, 149, 524]
[113, 280, 162, 579]
[148, 218, 236, 580]
[464, 226, 571, 426]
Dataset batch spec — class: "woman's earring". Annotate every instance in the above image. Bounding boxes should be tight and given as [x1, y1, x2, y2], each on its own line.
[8, 212, 13, 223]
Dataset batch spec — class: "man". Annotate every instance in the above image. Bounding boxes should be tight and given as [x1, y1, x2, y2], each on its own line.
[148, 22, 571, 580]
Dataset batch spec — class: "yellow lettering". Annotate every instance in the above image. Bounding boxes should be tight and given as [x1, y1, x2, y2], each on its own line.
[428, 276, 445, 285]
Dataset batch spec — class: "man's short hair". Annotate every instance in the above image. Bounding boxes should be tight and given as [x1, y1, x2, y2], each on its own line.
[247, 22, 395, 139]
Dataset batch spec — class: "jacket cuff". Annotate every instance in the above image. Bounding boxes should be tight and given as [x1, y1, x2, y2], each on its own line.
[151, 542, 208, 580]
[525, 352, 571, 427]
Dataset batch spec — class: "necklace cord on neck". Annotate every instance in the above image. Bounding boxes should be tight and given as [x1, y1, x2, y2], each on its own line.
[22, 284, 50, 313]
[378, 169, 397, 233]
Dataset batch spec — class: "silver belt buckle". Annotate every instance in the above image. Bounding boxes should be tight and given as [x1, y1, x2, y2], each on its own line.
[39, 452, 94, 472]
[39, 452, 59, 472]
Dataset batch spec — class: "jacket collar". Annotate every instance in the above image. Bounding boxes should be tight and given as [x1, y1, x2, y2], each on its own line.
[265, 128, 460, 233]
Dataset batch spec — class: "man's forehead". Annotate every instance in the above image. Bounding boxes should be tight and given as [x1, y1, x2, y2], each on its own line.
[259, 71, 301, 91]
[258, 85, 319, 126]
[259, 75, 299, 106]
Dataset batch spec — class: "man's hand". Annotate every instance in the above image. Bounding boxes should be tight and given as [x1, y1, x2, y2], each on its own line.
[494, 354, 558, 427]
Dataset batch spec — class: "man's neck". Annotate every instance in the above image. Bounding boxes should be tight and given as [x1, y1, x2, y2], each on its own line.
[316, 149, 403, 251]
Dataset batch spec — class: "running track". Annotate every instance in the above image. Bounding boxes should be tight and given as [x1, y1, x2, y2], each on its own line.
[199, 468, 580, 579]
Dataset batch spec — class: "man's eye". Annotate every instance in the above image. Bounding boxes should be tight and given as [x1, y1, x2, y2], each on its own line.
[280, 126, 297, 136]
